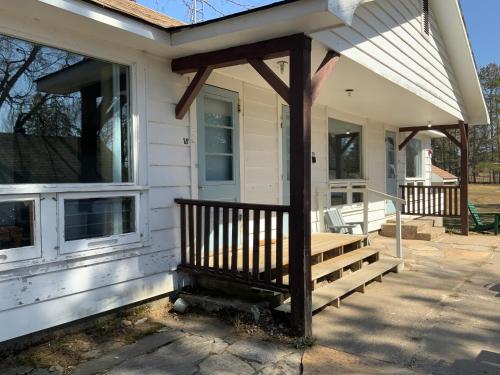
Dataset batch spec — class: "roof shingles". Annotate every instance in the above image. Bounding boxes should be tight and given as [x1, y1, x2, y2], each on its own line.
[85, 0, 184, 28]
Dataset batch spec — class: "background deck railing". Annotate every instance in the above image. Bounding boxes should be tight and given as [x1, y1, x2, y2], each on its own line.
[175, 198, 290, 293]
[400, 185, 460, 217]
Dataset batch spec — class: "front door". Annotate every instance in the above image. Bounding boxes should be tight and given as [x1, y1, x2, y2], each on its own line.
[385, 131, 397, 214]
[197, 85, 240, 201]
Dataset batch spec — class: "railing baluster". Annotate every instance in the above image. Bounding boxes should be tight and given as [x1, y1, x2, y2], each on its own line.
[276, 211, 283, 286]
[174, 199, 290, 293]
[222, 207, 229, 272]
[204, 205, 210, 269]
[213, 207, 220, 271]
[454, 186, 459, 216]
[231, 208, 239, 275]
[448, 187, 453, 217]
[242, 208, 250, 280]
[401, 186, 406, 214]
[412, 186, 416, 214]
[180, 204, 186, 266]
[253, 209, 261, 281]
[264, 210, 272, 283]
[196, 205, 202, 269]
[188, 204, 195, 266]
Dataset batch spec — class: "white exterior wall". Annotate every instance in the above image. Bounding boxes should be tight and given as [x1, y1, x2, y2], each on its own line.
[314, 0, 465, 121]
[0, 14, 187, 342]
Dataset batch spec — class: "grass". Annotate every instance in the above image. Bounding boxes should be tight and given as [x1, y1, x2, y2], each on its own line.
[444, 184, 500, 233]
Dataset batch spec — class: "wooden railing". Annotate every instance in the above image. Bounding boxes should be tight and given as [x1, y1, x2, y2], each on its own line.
[400, 185, 460, 217]
[174, 198, 290, 293]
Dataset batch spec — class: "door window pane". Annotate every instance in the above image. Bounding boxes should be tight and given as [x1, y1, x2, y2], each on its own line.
[406, 139, 422, 178]
[0, 34, 131, 184]
[206, 155, 233, 181]
[0, 201, 34, 250]
[205, 127, 232, 154]
[204, 97, 232, 127]
[64, 197, 135, 241]
[328, 119, 362, 180]
[331, 192, 347, 206]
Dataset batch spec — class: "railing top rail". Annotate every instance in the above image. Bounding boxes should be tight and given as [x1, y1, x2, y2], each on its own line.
[399, 184, 458, 189]
[365, 187, 405, 204]
[174, 198, 290, 212]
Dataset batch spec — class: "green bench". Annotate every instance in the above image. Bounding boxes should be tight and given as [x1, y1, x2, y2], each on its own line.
[468, 202, 500, 235]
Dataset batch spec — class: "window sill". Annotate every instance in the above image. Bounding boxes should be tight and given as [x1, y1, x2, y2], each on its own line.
[0, 184, 149, 195]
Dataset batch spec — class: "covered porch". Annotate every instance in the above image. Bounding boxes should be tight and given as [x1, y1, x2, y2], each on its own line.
[170, 30, 468, 336]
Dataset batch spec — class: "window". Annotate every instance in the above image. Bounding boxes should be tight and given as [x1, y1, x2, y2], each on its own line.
[328, 119, 362, 180]
[0, 200, 34, 250]
[59, 193, 140, 254]
[0, 34, 132, 184]
[0, 33, 142, 261]
[406, 139, 422, 178]
[0, 196, 40, 263]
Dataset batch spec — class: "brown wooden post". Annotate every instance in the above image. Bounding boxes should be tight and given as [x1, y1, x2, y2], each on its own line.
[459, 121, 469, 235]
[288, 34, 312, 338]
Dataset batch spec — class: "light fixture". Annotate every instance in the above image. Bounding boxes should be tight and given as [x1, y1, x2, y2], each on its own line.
[345, 89, 354, 97]
[427, 121, 432, 128]
[276, 60, 288, 74]
[346, 130, 351, 135]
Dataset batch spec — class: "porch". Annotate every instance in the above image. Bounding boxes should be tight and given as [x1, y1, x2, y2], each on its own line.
[170, 30, 470, 337]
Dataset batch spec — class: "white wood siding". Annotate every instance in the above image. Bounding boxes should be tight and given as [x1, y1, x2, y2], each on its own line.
[314, 0, 465, 120]
[0, 14, 186, 341]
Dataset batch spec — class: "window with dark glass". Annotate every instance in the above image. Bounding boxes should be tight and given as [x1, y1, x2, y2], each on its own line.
[328, 119, 362, 180]
[406, 139, 422, 178]
[64, 197, 135, 242]
[0, 34, 131, 184]
[0, 201, 34, 250]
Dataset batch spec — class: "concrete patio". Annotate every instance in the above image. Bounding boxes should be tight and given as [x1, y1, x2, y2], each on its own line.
[4, 233, 498, 375]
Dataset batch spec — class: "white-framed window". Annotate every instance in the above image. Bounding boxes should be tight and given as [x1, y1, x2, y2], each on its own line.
[0, 32, 146, 263]
[58, 191, 140, 254]
[406, 139, 423, 178]
[0, 195, 41, 263]
[328, 119, 363, 180]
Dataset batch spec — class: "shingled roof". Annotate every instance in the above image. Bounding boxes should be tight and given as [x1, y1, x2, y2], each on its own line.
[85, 0, 184, 28]
[432, 165, 458, 181]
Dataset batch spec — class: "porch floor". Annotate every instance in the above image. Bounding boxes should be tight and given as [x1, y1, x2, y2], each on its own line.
[208, 233, 366, 273]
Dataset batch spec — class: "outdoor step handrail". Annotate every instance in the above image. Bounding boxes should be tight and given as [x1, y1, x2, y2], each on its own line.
[317, 184, 404, 263]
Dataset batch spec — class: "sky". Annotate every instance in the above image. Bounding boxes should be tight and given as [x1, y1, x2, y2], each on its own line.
[138, 0, 499, 69]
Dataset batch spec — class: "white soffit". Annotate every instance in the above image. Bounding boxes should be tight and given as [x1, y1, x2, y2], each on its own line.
[169, 0, 354, 53]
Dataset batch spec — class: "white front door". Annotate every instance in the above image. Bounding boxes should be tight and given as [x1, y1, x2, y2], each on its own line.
[197, 85, 240, 201]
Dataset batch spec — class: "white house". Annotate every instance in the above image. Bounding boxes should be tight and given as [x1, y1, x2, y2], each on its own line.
[0, 0, 489, 341]
[431, 165, 459, 185]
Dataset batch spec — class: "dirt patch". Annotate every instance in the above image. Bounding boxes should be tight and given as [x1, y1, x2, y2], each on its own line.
[0, 299, 173, 374]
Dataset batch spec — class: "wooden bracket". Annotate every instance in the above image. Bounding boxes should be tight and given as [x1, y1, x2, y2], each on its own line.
[248, 58, 290, 103]
[398, 130, 418, 151]
[175, 66, 213, 119]
[438, 129, 462, 148]
[311, 50, 340, 103]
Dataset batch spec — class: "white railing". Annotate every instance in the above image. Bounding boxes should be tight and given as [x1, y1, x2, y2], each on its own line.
[317, 183, 405, 262]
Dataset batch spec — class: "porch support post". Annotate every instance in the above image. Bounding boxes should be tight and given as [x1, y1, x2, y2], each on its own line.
[459, 121, 469, 235]
[289, 34, 312, 338]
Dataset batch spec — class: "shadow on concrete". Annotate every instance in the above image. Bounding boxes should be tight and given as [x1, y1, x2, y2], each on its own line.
[449, 350, 500, 375]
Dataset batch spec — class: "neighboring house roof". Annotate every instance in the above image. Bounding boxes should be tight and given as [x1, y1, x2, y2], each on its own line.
[85, 0, 183, 28]
[432, 165, 458, 180]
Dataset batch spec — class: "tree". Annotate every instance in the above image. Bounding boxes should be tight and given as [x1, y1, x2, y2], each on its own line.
[432, 63, 500, 183]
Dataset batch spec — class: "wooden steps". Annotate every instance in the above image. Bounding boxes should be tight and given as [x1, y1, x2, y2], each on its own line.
[275, 257, 402, 313]
[310, 247, 380, 282]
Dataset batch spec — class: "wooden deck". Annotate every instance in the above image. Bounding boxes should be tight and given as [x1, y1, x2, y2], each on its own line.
[207, 233, 366, 273]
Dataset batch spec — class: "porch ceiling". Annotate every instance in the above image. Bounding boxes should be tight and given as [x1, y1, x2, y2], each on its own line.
[215, 41, 459, 127]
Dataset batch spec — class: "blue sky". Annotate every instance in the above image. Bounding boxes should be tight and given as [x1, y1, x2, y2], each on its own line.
[138, 0, 498, 68]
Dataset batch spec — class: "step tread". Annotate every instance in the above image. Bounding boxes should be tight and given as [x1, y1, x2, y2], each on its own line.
[310, 247, 380, 281]
[275, 257, 402, 313]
